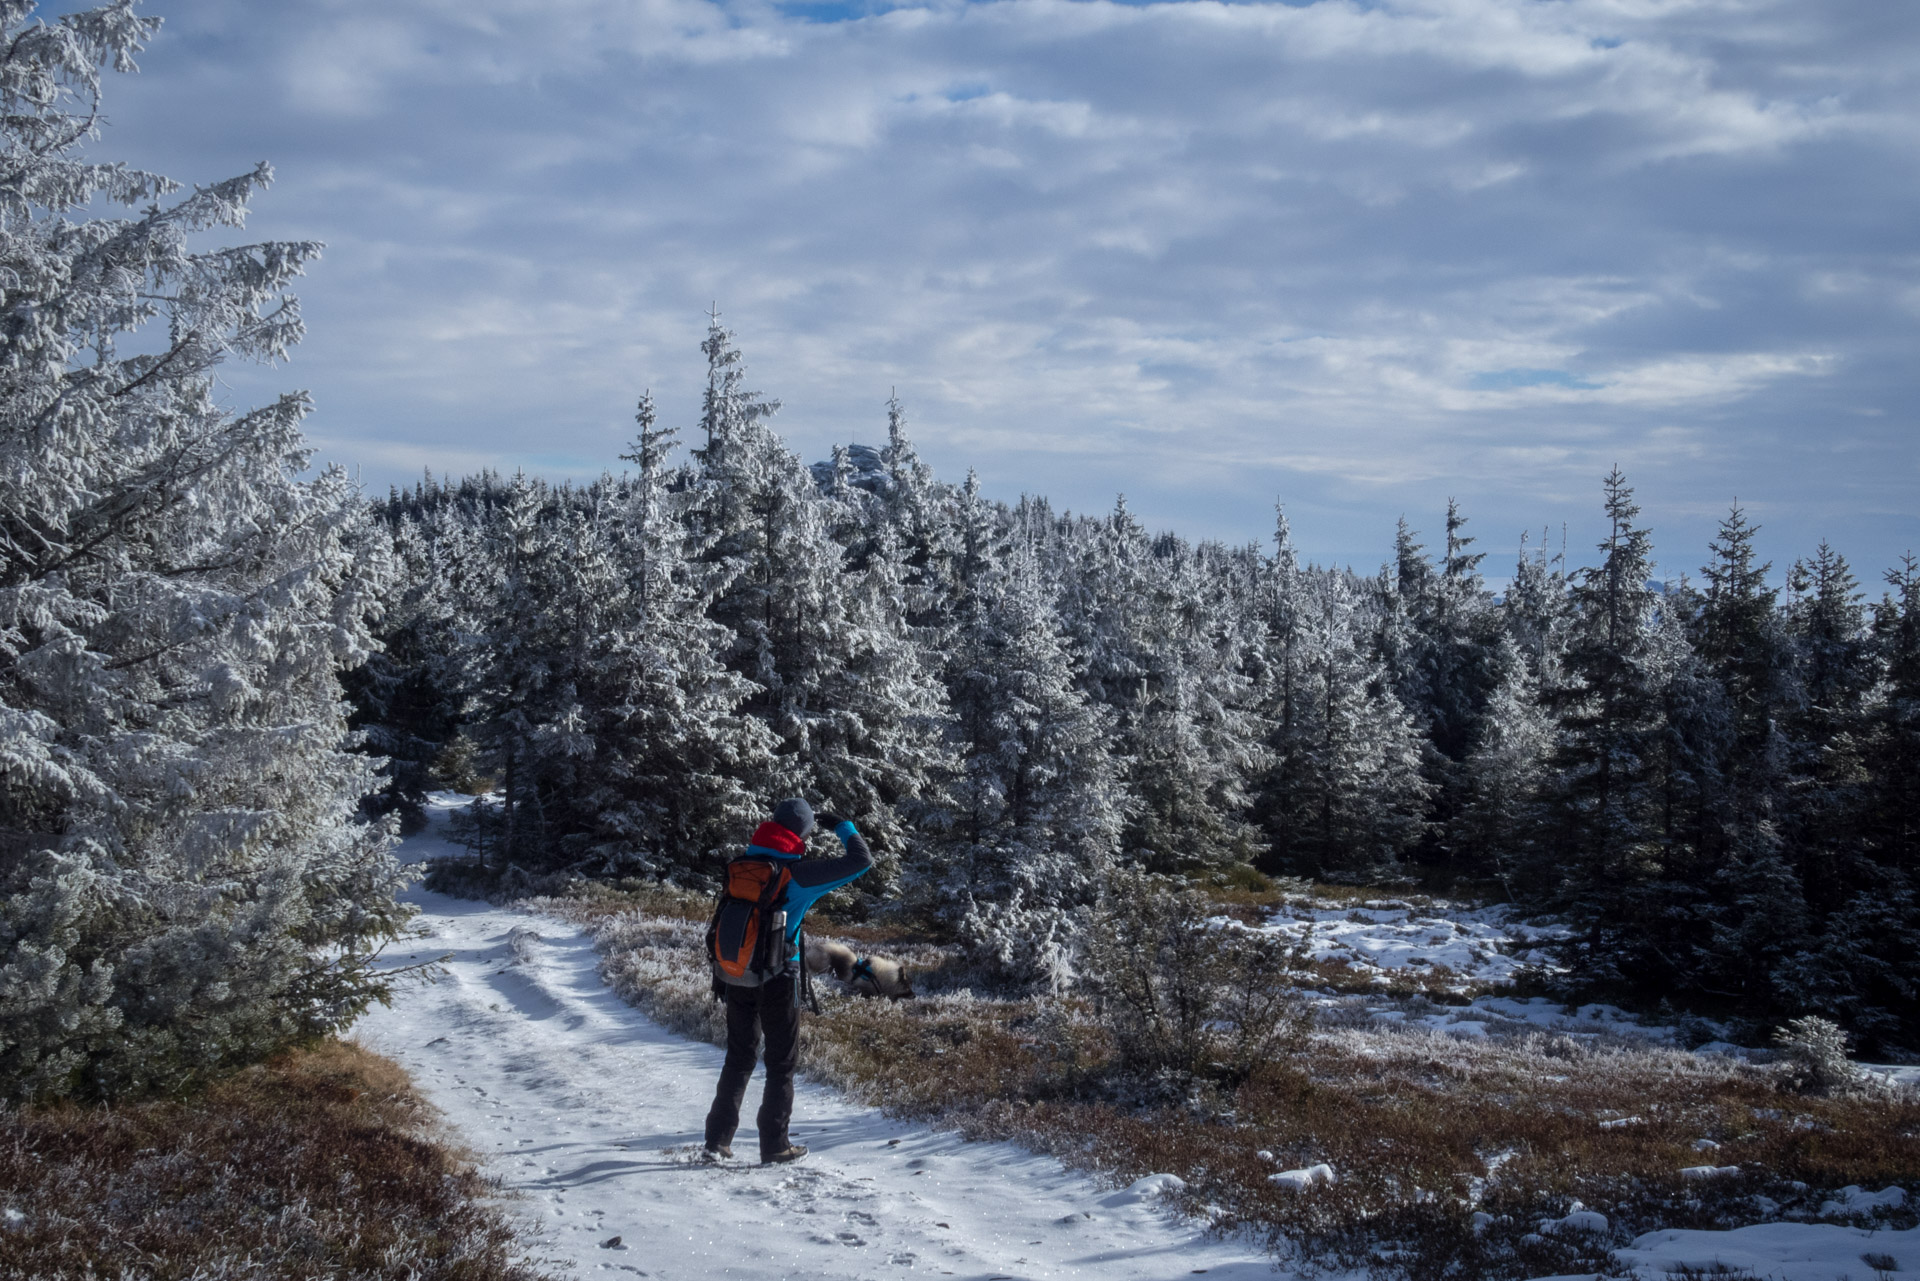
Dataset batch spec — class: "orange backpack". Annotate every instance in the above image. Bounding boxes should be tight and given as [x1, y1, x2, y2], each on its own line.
[707, 855, 794, 986]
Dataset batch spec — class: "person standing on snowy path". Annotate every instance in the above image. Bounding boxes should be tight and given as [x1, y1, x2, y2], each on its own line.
[704, 797, 872, 1164]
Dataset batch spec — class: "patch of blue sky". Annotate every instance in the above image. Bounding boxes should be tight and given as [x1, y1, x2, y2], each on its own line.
[773, 0, 897, 24]
[1100, 0, 1334, 7]
[774, 0, 1323, 15]
[1469, 368, 1603, 392]
[774, 0, 1360, 17]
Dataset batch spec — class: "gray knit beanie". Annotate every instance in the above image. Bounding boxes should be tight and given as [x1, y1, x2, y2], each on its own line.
[772, 797, 814, 838]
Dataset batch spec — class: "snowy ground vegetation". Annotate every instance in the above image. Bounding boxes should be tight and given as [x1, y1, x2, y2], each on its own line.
[0, 1038, 551, 1279]
[538, 882, 1917, 1281]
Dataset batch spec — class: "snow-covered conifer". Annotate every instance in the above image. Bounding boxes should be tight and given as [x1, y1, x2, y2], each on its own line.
[1778, 544, 1876, 914]
[1534, 470, 1684, 998]
[1058, 499, 1267, 871]
[1687, 507, 1808, 1011]
[575, 394, 771, 876]
[0, 4, 404, 1100]
[1452, 637, 1553, 889]
[689, 321, 951, 880]
[1265, 569, 1431, 882]
[927, 537, 1123, 988]
[877, 393, 959, 629]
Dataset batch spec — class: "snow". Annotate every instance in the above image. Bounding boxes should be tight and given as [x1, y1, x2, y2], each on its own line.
[1818, 1185, 1908, 1216]
[1537, 1208, 1608, 1235]
[1251, 900, 1708, 1048]
[1678, 1165, 1741, 1180]
[1267, 1165, 1335, 1192]
[356, 798, 1279, 1279]
[1252, 897, 1564, 986]
[1864, 1062, 1920, 1092]
[1607, 1220, 1920, 1280]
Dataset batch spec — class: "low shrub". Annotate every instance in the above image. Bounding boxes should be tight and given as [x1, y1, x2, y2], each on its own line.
[1773, 1015, 1870, 1097]
[0, 1040, 552, 1280]
[1083, 870, 1308, 1089]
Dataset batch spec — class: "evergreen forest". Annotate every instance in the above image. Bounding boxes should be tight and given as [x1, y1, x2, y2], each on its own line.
[355, 319, 1920, 1054]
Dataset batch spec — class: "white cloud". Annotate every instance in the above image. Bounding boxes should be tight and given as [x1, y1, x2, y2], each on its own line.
[101, 0, 1920, 572]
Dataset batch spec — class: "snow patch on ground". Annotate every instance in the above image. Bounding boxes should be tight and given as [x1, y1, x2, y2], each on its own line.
[1603, 1218, 1920, 1280]
[1267, 1165, 1336, 1192]
[1819, 1184, 1907, 1216]
[1253, 897, 1564, 986]
[1537, 1207, 1608, 1236]
[1250, 898, 1705, 1045]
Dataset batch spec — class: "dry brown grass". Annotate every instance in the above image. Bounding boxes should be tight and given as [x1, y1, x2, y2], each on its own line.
[1301, 957, 1498, 1001]
[0, 1040, 553, 1281]
[555, 893, 1920, 1281]
[1079, 1030, 1920, 1277]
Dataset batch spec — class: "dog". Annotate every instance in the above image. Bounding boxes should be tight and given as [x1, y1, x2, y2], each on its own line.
[803, 937, 915, 1001]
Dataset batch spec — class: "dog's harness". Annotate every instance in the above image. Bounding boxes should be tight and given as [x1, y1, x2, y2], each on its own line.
[850, 956, 877, 988]
[799, 938, 823, 1014]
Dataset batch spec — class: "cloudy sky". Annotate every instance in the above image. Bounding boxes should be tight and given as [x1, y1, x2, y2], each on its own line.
[99, 0, 1918, 580]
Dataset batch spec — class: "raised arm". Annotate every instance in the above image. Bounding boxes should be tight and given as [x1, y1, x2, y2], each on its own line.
[787, 819, 873, 896]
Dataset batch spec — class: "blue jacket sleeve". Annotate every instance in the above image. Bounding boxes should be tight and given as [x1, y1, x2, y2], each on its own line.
[782, 827, 873, 953]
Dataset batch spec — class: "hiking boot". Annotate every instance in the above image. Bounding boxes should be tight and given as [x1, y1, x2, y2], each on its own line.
[702, 1143, 732, 1161]
[762, 1144, 808, 1165]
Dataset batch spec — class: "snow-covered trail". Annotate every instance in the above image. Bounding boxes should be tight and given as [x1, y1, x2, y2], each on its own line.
[355, 814, 1277, 1280]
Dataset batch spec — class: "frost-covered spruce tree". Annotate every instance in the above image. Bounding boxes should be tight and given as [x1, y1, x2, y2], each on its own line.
[359, 474, 514, 808]
[1369, 505, 1501, 874]
[1254, 507, 1310, 871]
[1532, 470, 1681, 998]
[1452, 636, 1553, 889]
[1798, 552, 1920, 1048]
[1127, 538, 1271, 871]
[1284, 571, 1432, 882]
[1254, 510, 1429, 882]
[1376, 518, 1436, 735]
[689, 319, 951, 882]
[929, 536, 1123, 989]
[1503, 526, 1572, 680]
[455, 474, 564, 867]
[1768, 543, 1906, 1046]
[1057, 499, 1267, 872]
[575, 394, 770, 878]
[344, 507, 458, 822]
[876, 393, 960, 630]
[1779, 542, 1876, 903]
[1687, 507, 1809, 1012]
[0, 3, 405, 1101]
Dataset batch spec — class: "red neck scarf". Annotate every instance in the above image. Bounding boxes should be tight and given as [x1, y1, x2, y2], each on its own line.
[748, 821, 806, 856]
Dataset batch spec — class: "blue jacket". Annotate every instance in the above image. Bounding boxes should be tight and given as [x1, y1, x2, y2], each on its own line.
[747, 820, 873, 965]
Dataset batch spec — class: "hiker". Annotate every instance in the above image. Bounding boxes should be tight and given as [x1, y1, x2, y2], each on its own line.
[703, 798, 872, 1164]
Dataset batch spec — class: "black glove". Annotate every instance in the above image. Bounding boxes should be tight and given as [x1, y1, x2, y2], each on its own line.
[815, 811, 845, 830]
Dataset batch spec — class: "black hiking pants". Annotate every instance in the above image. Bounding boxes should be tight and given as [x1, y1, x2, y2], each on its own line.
[704, 973, 798, 1159]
